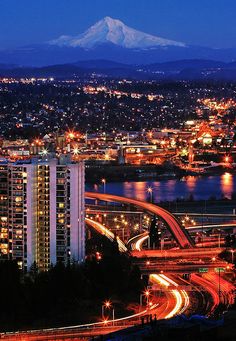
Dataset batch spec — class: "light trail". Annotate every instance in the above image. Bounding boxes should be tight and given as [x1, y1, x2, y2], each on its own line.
[179, 290, 190, 315]
[203, 273, 235, 306]
[177, 274, 210, 315]
[151, 274, 170, 288]
[165, 290, 182, 319]
[85, 218, 127, 252]
[150, 274, 189, 319]
[135, 234, 149, 251]
[159, 274, 178, 287]
[159, 274, 190, 316]
[1, 304, 159, 339]
[187, 223, 236, 230]
[191, 274, 220, 314]
[86, 192, 194, 248]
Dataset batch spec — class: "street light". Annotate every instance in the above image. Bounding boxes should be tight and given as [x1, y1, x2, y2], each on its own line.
[42, 148, 48, 156]
[147, 187, 153, 203]
[144, 289, 150, 305]
[113, 216, 129, 241]
[101, 300, 111, 318]
[101, 300, 115, 325]
[101, 178, 106, 193]
[230, 249, 234, 264]
[140, 288, 152, 311]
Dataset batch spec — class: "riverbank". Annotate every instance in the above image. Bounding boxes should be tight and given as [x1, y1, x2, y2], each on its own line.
[158, 198, 236, 214]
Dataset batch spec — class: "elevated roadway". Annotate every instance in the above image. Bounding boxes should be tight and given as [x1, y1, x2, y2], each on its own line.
[131, 247, 225, 259]
[85, 218, 127, 252]
[136, 260, 232, 274]
[85, 192, 194, 249]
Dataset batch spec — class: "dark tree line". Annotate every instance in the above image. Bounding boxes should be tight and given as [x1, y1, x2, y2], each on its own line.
[0, 236, 143, 332]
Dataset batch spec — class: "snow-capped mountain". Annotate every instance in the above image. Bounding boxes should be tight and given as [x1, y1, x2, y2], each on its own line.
[50, 16, 186, 49]
[0, 17, 236, 67]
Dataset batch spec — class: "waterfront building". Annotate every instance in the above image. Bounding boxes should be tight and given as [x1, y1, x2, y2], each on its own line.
[0, 156, 85, 271]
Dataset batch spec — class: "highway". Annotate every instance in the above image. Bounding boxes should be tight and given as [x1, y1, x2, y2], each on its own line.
[203, 273, 235, 306]
[0, 303, 160, 340]
[128, 232, 149, 251]
[128, 231, 224, 258]
[136, 260, 232, 274]
[149, 274, 190, 319]
[131, 247, 225, 259]
[187, 223, 236, 231]
[85, 218, 127, 252]
[2, 193, 234, 340]
[191, 274, 220, 314]
[85, 192, 194, 249]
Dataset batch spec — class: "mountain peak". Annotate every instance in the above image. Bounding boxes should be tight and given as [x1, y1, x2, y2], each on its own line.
[102, 16, 122, 25]
[50, 17, 186, 49]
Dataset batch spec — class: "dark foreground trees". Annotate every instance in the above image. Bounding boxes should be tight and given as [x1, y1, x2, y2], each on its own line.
[0, 240, 143, 332]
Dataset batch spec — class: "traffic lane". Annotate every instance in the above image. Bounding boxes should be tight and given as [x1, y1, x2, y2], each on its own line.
[191, 274, 220, 314]
[203, 273, 235, 305]
[131, 247, 224, 258]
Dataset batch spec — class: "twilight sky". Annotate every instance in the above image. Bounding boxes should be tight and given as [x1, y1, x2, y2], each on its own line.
[0, 0, 235, 49]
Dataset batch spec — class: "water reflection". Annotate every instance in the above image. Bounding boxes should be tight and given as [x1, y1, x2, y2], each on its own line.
[124, 181, 147, 201]
[86, 174, 236, 202]
[220, 172, 233, 199]
[185, 176, 197, 191]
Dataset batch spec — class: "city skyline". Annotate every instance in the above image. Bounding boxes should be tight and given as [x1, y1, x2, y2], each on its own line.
[0, 2, 235, 339]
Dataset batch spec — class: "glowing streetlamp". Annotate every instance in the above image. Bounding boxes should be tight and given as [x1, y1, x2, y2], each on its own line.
[101, 178, 106, 193]
[225, 155, 229, 163]
[102, 300, 111, 318]
[101, 300, 115, 325]
[230, 249, 234, 264]
[42, 148, 48, 156]
[147, 187, 153, 202]
[73, 147, 79, 155]
[145, 289, 150, 305]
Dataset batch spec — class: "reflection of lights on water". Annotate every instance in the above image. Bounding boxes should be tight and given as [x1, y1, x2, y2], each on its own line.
[166, 179, 177, 190]
[221, 172, 233, 198]
[104, 175, 234, 202]
[186, 176, 197, 191]
[124, 182, 147, 201]
[222, 172, 232, 183]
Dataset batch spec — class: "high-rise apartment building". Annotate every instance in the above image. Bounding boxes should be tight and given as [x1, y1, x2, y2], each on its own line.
[0, 156, 85, 271]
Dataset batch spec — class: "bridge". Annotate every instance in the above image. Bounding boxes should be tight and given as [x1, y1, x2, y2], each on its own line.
[85, 192, 194, 249]
[135, 260, 232, 274]
[130, 247, 225, 259]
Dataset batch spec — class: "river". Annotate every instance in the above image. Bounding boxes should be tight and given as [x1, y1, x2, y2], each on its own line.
[86, 172, 236, 202]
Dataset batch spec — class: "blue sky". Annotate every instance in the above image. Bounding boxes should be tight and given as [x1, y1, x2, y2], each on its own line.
[0, 0, 235, 49]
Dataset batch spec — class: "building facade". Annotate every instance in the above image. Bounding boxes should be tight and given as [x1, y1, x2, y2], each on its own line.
[0, 157, 85, 271]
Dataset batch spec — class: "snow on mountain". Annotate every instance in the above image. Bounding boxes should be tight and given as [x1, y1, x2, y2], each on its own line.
[50, 16, 186, 49]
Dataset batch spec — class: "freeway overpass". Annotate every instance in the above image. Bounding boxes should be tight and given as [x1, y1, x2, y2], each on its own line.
[85, 192, 194, 249]
[135, 260, 232, 274]
[131, 247, 225, 259]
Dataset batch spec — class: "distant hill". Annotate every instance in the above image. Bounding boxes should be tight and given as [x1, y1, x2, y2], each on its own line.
[1, 59, 236, 81]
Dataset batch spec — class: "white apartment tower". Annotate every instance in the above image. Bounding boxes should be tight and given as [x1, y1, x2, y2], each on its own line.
[0, 157, 85, 271]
